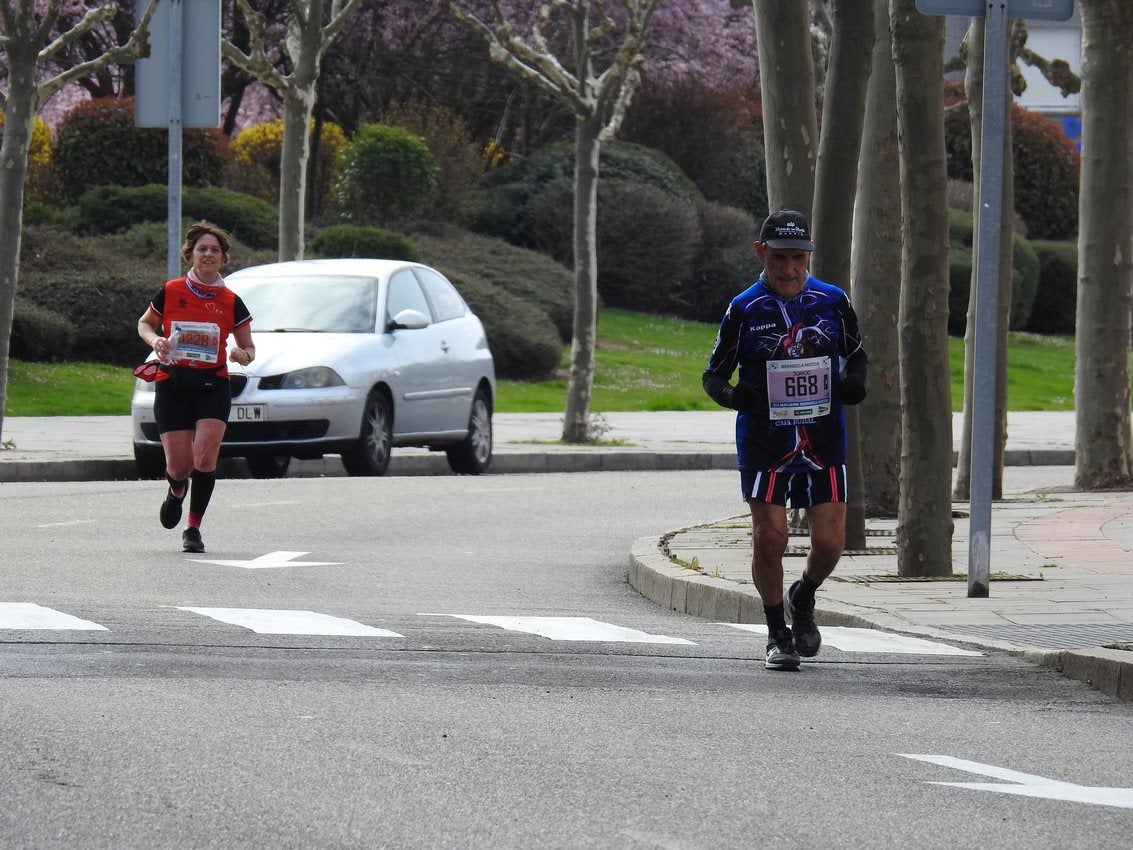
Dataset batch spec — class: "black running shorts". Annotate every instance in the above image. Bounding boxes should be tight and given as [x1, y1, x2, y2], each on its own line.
[741, 464, 847, 507]
[154, 379, 232, 433]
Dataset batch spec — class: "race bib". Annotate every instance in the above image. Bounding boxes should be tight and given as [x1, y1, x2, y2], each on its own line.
[766, 356, 832, 421]
[169, 320, 221, 365]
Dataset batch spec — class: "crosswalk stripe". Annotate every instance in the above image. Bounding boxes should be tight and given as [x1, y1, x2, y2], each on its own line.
[721, 624, 984, 656]
[424, 614, 697, 644]
[177, 607, 404, 637]
[0, 603, 108, 631]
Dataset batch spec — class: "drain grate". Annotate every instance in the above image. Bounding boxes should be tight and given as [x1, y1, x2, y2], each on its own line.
[830, 572, 1041, 582]
[940, 623, 1133, 650]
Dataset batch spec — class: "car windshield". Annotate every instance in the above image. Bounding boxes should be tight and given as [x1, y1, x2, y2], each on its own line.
[231, 275, 379, 333]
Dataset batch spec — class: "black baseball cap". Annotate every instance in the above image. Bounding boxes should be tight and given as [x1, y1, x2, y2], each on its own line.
[759, 209, 814, 250]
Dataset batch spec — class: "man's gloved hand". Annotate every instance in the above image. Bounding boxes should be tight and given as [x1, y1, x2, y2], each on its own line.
[730, 381, 762, 411]
[839, 373, 866, 405]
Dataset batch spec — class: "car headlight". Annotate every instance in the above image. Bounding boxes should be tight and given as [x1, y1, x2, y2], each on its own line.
[261, 367, 345, 390]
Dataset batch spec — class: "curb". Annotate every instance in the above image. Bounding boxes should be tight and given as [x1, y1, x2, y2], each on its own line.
[0, 451, 741, 484]
[628, 534, 1133, 703]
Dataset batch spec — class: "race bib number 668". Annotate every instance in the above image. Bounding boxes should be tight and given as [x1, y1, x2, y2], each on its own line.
[766, 356, 832, 420]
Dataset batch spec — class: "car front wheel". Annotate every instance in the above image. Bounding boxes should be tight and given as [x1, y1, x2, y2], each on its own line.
[446, 388, 492, 475]
[342, 391, 393, 476]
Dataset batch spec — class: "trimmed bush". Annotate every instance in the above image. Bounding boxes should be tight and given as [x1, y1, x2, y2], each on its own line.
[9, 301, 74, 362]
[1024, 240, 1078, 335]
[333, 123, 439, 227]
[623, 79, 769, 219]
[74, 184, 278, 250]
[442, 269, 562, 381]
[944, 100, 1079, 240]
[380, 103, 487, 226]
[683, 201, 762, 323]
[522, 178, 701, 314]
[53, 96, 227, 202]
[947, 209, 1042, 336]
[475, 140, 702, 247]
[412, 228, 574, 342]
[309, 224, 419, 260]
[228, 118, 347, 215]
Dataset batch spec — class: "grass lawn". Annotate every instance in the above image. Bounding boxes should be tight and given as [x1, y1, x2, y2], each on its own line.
[3, 309, 1077, 417]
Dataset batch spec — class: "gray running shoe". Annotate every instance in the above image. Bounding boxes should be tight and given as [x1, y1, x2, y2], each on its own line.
[182, 527, 205, 553]
[788, 579, 822, 657]
[765, 628, 801, 671]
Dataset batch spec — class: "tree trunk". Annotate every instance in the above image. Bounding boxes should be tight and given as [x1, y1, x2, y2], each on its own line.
[0, 37, 38, 442]
[812, 0, 874, 547]
[277, 5, 324, 261]
[1074, 0, 1133, 489]
[562, 116, 603, 444]
[890, 0, 954, 577]
[851, 0, 902, 518]
[954, 18, 1012, 502]
[753, 0, 818, 213]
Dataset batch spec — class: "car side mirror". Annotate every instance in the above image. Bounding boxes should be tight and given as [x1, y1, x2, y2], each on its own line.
[387, 309, 430, 331]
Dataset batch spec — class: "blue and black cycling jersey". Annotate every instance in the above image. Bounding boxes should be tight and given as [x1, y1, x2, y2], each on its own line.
[703, 274, 867, 472]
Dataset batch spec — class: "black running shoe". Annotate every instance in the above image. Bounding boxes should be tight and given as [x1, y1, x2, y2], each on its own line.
[765, 628, 801, 671]
[160, 491, 184, 530]
[788, 579, 822, 657]
[182, 527, 205, 553]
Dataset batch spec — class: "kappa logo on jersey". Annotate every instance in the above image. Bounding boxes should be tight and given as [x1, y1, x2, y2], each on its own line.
[752, 323, 775, 332]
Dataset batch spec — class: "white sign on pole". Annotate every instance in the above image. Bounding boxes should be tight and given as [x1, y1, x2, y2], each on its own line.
[915, 0, 1074, 20]
[135, 0, 221, 128]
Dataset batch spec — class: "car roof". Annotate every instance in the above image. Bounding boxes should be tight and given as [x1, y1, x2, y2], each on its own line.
[228, 258, 423, 279]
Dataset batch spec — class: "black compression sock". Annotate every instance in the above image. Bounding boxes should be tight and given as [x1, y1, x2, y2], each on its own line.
[798, 572, 822, 599]
[189, 469, 217, 518]
[764, 603, 787, 635]
[166, 473, 188, 500]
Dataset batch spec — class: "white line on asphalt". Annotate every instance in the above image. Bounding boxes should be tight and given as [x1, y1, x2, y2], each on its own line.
[34, 520, 98, 528]
[421, 614, 697, 644]
[721, 624, 983, 656]
[0, 603, 108, 630]
[177, 607, 404, 636]
[900, 754, 1133, 809]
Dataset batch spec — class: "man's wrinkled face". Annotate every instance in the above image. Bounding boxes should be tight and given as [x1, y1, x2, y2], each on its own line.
[754, 243, 811, 298]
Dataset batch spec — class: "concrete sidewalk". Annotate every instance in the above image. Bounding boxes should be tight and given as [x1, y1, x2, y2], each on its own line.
[2, 410, 1131, 701]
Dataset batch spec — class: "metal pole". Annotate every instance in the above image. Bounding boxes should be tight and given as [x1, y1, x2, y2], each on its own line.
[166, 0, 183, 280]
[967, 2, 1009, 598]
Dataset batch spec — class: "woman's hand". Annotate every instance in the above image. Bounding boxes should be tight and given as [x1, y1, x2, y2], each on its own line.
[228, 346, 254, 366]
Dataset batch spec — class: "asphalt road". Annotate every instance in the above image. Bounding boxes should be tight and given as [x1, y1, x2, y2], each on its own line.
[2, 471, 1131, 849]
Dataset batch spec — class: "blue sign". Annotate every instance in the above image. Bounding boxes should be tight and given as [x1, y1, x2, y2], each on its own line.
[916, 0, 1074, 20]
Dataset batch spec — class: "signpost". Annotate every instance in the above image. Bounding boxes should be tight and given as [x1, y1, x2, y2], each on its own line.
[134, 0, 221, 279]
[916, 0, 1074, 597]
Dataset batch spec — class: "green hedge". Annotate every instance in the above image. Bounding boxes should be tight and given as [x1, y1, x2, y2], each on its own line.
[412, 229, 574, 342]
[53, 96, 226, 203]
[947, 209, 1041, 336]
[309, 224, 419, 261]
[75, 184, 278, 250]
[9, 301, 74, 362]
[1024, 240, 1077, 335]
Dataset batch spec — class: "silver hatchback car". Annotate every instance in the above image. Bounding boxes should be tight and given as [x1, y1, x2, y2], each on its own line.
[131, 258, 496, 478]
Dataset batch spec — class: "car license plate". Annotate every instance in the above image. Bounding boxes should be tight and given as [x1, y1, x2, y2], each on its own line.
[230, 404, 267, 423]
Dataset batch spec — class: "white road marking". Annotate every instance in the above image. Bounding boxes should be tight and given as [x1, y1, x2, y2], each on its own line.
[721, 624, 983, 656]
[34, 520, 98, 528]
[0, 603, 108, 631]
[177, 607, 403, 637]
[900, 754, 1133, 809]
[188, 551, 342, 569]
[423, 614, 696, 644]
